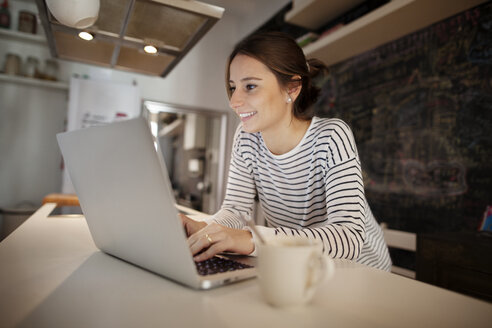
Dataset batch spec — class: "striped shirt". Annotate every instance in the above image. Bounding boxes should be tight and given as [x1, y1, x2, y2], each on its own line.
[211, 117, 392, 271]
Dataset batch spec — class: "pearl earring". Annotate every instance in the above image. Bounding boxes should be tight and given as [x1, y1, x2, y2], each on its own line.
[287, 97, 292, 103]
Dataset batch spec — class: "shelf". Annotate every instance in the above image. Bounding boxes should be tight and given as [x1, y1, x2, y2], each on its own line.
[285, 0, 365, 30]
[0, 28, 47, 45]
[303, 0, 487, 66]
[0, 73, 68, 90]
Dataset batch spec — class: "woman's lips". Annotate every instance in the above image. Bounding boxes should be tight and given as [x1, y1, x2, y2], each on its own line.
[239, 111, 257, 122]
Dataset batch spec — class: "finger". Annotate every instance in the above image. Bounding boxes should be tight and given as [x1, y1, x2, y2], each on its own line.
[187, 228, 206, 247]
[190, 229, 228, 258]
[193, 230, 233, 261]
[193, 241, 228, 262]
[181, 215, 207, 237]
[189, 233, 212, 256]
[187, 223, 218, 245]
[179, 213, 190, 223]
[179, 214, 192, 235]
[188, 229, 219, 255]
[187, 223, 228, 257]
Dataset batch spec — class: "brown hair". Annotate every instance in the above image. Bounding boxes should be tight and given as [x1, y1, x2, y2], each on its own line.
[226, 31, 327, 120]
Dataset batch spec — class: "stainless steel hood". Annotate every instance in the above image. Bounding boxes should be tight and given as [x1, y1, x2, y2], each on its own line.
[35, 0, 224, 77]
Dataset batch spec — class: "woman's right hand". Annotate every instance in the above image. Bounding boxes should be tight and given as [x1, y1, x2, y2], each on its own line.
[179, 214, 254, 261]
[179, 213, 207, 237]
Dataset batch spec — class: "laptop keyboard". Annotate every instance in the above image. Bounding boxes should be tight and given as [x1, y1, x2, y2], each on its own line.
[195, 256, 253, 276]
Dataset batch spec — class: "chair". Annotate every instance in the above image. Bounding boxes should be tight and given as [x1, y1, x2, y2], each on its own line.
[380, 222, 417, 279]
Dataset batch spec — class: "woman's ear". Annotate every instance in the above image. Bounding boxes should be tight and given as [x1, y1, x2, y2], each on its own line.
[287, 75, 302, 102]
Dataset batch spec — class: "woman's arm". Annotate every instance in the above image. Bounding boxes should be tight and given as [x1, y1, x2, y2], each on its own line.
[207, 126, 258, 227]
[269, 157, 366, 260]
[182, 127, 258, 261]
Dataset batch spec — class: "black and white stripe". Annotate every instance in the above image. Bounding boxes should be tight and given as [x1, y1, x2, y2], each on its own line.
[211, 117, 391, 271]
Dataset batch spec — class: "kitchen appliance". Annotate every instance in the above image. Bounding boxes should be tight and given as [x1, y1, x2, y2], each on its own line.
[34, 0, 224, 77]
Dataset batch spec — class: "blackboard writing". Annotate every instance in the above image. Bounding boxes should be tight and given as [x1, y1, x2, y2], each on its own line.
[315, 3, 492, 233]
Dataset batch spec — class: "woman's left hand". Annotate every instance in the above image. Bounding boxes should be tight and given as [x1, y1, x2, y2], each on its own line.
[188, 222, 254, 262]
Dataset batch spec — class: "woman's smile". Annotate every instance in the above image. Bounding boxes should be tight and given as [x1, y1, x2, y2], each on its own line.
[238, 111, 257, 121]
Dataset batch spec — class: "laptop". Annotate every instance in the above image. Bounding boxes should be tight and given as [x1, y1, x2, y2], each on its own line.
[57, 117, 256, 289]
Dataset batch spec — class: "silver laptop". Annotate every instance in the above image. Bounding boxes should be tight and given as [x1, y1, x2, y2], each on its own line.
[57, 117, 256, 289]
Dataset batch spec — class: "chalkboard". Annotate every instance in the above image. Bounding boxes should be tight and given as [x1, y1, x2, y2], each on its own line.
[315, 2, 492, 233]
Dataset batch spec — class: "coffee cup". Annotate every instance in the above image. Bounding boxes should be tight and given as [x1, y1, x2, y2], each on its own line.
[257, 236, 335, 307]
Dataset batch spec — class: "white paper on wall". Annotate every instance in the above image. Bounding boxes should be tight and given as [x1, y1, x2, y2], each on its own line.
[66, 77, 141, 130]
[62, 77, 141, 194]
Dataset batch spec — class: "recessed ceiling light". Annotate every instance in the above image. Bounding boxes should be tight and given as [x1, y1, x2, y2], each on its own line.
[144, 45, 158, 54]
[78, 31, 94, 41]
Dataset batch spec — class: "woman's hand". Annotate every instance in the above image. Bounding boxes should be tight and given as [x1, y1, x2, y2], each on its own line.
[179, 213, 207, 237]
[181, 217, 254, 262]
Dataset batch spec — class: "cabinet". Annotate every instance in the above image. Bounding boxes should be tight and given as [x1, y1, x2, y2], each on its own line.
[0, 28, 68, 89]
[0, 0, 67, 87]
[0, 27, 46, 44]
[0, 72, 68, 89]
[285, 0, 365, 30]
[285, 0, 487, 66]
[417, 232, 492, 302]
[0, 26, 67, 89]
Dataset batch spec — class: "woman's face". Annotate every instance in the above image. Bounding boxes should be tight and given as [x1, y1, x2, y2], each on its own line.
[228, 54, 291, 134]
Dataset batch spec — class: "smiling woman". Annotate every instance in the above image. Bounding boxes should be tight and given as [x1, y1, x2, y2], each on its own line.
[179, 31, 392, 271]
[228, 54, 302, 149]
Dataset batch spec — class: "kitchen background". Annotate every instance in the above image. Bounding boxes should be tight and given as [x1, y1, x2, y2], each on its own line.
[1, 0, 490, 300]
[0, 0, 292, 229]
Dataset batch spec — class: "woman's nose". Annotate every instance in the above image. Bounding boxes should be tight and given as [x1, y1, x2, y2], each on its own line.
[229, 90, 244, 110]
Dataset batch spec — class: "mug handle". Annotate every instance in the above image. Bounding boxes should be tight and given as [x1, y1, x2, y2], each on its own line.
[304, 253, 335, 300]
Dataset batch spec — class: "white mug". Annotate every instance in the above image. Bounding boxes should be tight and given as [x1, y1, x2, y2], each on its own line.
[257, 236, 335, 307]
[46, 0, 100, 29]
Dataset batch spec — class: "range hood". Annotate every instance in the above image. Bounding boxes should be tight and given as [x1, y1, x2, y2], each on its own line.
[35, 0, 224, 77]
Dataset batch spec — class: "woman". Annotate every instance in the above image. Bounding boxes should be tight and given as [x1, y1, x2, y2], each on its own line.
[181, 31, 391, 271]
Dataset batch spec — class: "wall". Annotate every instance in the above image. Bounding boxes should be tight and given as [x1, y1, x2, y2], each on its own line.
[315, 2, 492, 234]
[0, 82, 67, 208]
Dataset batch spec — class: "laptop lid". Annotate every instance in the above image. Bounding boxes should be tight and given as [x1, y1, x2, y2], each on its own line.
[57, 117, 255, 289]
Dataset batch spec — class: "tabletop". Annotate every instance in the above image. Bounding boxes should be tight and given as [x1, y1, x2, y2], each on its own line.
[1, 204, 491, 328]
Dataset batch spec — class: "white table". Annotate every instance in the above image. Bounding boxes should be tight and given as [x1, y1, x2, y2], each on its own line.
[1, 204, 491, 328]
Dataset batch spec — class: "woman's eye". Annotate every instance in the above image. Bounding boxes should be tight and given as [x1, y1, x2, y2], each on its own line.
[229, 86, 236, 93]
[246, 84, 256, 91]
